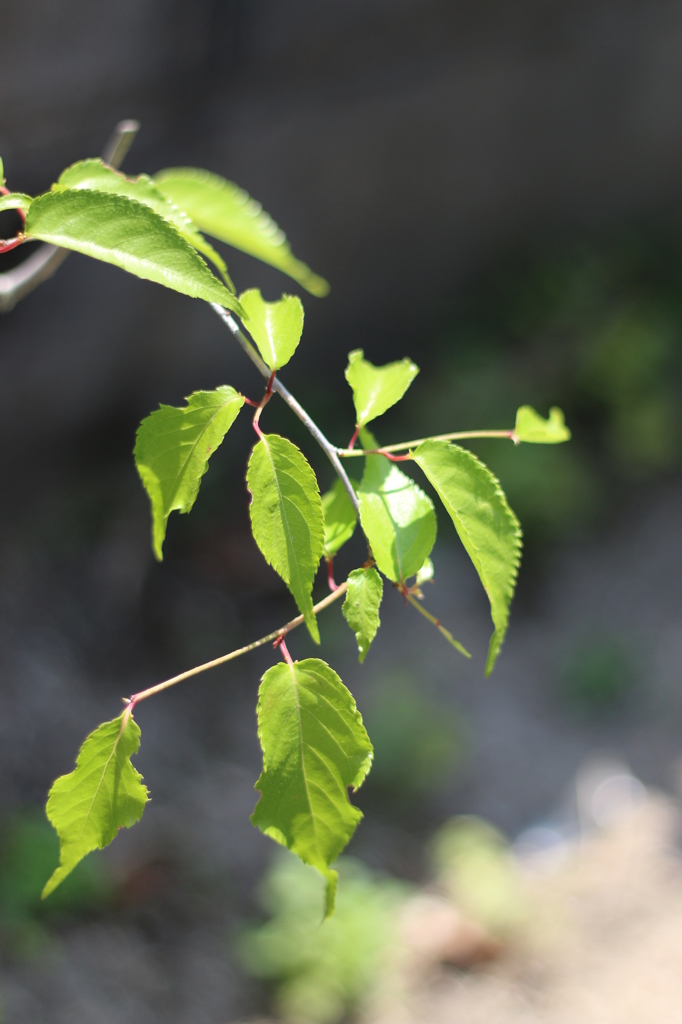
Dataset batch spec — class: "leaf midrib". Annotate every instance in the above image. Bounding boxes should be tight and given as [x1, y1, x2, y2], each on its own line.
[261, 436, 309, 611]
[289, 664, 323, 862]
[262, 307, 278, 369]
[76, 718, 126, 844]
[356, 572, 371, 652]
[419, 445, 520, 616]
[164, 397, 235, 513]
[358, 372, 386, 425]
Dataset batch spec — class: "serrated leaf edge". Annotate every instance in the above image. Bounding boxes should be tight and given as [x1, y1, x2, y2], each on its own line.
[415, 441, 522, 674]
[135, 388, 244, 559]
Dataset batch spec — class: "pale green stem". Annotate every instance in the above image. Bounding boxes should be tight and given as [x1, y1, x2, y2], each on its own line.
[127, 580, 349, 706]
[337, 429, 515, 456]
[403, 591, 471, 657]
[211, 305, 361, 516]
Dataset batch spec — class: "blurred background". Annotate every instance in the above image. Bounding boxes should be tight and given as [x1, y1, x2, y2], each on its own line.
[4, 1, 682, 1021]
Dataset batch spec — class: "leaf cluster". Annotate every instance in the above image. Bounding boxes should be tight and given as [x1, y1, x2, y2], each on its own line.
[0, 149, 570, 914]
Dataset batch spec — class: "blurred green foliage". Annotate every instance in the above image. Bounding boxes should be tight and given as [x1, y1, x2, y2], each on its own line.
[429, 816, 526, 936]
[559, 634, 638, 714]
[407, 232, 682, 545]
[361, 673, 465, 808]
[0, 809, 110, 955]
[239, 853, 407, 1024]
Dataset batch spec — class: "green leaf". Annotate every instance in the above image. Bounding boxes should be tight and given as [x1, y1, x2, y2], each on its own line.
[247, 434, 325, 642]
[0, 158, 4, 186]
[252, 658, 372, 916]
[357, 450, 437, 584]
[513, 405, 572, 444]
[0, 193, 32, 216]
[24, 190, 244, 313]
[239, 288, 304, 371]
[154, 168, 330, 297]
[413, 440, 522, 675]
[322, 478, 358, 559]
[134, 386, 245, 560]
[345, 349, 419, 428]
[55, 159, 235, 289]
[414, 556, 434, 586]
[42, 712, 149, 899]
[342, 567, 383, 663]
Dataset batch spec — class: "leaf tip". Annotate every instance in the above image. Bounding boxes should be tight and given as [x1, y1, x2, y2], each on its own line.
[40, 872, 59, 901]
[306, 612, 321, 645]
[307, 274, 330, 298]
[323, 868, 339, 919]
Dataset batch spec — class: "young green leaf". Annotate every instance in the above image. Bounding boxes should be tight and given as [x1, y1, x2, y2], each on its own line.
[322, 478, 358, 559]
[345, 349, 419, 428]
[239, 289, 304, 371]
[55, 159, 234, 289]
[42, 712, 149, 899]
[134, 386, 245, 560]
[357, 452, 437, 584]
[0, 158, 4, 186]
[247, 434, 325, 642]
[513, 405, 571, 444]
[0, 193, 32, 216]
[342, 567, 383, 663]
[252, 658, 372, 916]
[24, 190, 244, 314]
[413, 440, 522, 675]
[414, 556, 434, 587]
[154, 168, 330, 297]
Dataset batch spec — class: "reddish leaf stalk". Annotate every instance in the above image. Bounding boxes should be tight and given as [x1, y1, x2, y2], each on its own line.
[380, 450, 413, 461]
[0, 235, 25, 255]
[273, 635, 294, 665]
[251, 371, 277, 439]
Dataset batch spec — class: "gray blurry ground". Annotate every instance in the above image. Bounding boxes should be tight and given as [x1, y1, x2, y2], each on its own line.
[364, 795, 682, 1024]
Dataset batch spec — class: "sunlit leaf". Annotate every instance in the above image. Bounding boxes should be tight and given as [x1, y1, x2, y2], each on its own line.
[134, 386, 245, 560]
[342, 567, 383, 663]
[513, 405, 571, 444]
[239, 288, 304, 371]
[345, 349, 419, 428]
[413, 440, 522, 674]
[247, 434, 325, 642]
[154, 167, 330, 297]
[24, 190, 244, 313]
[55, 159, 234, 288]
[252, 658, 372, 916]
[42, 712, 149, 899]
[322, 478, 358, 560]
[358, 442, 436, 584]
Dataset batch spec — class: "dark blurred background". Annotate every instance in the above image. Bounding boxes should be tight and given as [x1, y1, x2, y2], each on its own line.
[4, 2, 682, 1021]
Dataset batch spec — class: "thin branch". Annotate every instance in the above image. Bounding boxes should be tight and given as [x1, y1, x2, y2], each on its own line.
[211, 304, 360, 515]
[0, 120, 140, 313]
[127, 578, 349, 706]
[337, 429, 515, 456]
